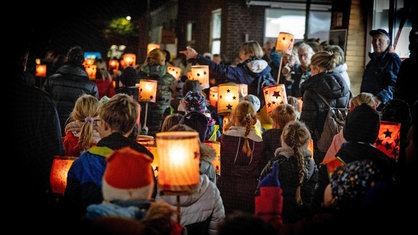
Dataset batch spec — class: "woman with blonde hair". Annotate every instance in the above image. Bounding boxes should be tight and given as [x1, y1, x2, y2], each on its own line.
[218, 100, 267, 214]
[63, 94, 101, 157]
[94, 58, 115, 99]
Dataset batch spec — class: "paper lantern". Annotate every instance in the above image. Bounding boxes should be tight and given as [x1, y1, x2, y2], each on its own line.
[50, 156, 76, 195]
[108, 59, 119, 72]
[83, 58, 95, 66]
[209, 86, 218, 107]
[156, 131, 200, 193]
[147, 43, 160, 54]
[187, 71, 193, 80]
[190, 65, 210, 89]
[374, 121, 401, 160]
[138, 79, 158, 103]
[85, 64, 97, 79]
[217, 83, 239, 115]
[123, 53, 136, 67]
[204, 141, 221, 175]
[35, 64, 47, 77]
[263, 84, 288, 114]
[275, 32, 295, 55]
[239, 84, 248, 98]
[167, 66, 182, 80]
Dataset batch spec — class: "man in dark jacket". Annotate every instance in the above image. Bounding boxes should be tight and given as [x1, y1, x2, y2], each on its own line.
[361, 29, 402, 111]
[43, 46, 99, 135]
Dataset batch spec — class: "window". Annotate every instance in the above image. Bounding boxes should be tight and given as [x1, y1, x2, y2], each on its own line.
[210, 9, 222, 55]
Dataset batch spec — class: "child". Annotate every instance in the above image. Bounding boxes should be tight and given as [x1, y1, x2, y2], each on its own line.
[63, 93, 154, 228]
[218, 100, 266, 214]
[63, 94, 101, 157]
[258, 120, 317, 224]
[262, 103, 298, 161]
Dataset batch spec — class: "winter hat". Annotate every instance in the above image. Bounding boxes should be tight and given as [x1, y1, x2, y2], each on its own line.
[180, 111, 209, 142]
[343, 103, 380, 143]
[120, 67, 139, 87]
[102, 147, 155, 201]
[183, 91, 207, 113]
[369, 29, 390, 39]
[241, 94, 261, 112]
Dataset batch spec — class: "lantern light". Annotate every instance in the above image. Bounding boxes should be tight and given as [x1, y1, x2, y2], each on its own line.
[217, 83, 239, 115]
[50, 156, 76, 195]
[35, 64, 47, 77]
[263, 84, 288, 114]
[374, 121, 401, 161]
[167, 66, 182, 80]
[209, 86, 219, 107]
[108, 59, 120, 72]
[190, 65, 210, 90]
[85, 64, 97, 80]
[204, 141, 221, 175]
[275, 32, 295, 83]
[147, 43, 160, 54]
[123, 53, 136, 67]
[138, 79, 158, 131]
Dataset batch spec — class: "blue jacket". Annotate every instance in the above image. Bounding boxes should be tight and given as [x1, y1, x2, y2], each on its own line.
[361, 47, 402, 107]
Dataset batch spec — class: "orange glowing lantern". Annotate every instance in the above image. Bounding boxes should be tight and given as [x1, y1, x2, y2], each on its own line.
[50, 156, 76, 195]
[275, 32, 295, 55]
[156, 131, 200, 193]
[123, 53, 136, 67]
[83, 58, 95, 66]
[35, 64, 47, 77]
[85, 64, 97, 79]
[190, 65, 210, 89]
[374, 121, 401, 160]
[147, 43, 160, 54]
[209, 86, 219, 107]
[167, 66, 182, 80]
[138, 79, 158, 130]
[217, 83, 239, 115]
[108, 59, 119, 72]
[204, 141, 221, 175]
[263, 84, 288, 114]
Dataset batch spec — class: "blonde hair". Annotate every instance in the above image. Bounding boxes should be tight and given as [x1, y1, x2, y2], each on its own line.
[281, 120, 311, 206]
[350, 92, 376, 110]
[99, 93, 139, 135]
[270, 103, 298, 129]
[146, 48, 166, 66]
[161, 113, 184, 132]
[95, 58, 112, 80]
[230, 101, 257, 157]
[310, 51, 338, 72]
[240, 41, 264, 58]
[323, 44, 345, 65]
[70, 94, 100, 152]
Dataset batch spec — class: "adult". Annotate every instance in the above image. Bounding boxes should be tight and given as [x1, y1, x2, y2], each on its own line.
[360, 29, 402, 111]
[394, 26, 418, 107]
[43, 46, 99, 136]
[288, 42, 315, 98]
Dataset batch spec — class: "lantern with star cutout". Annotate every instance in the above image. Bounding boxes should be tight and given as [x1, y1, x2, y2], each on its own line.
[138, 79, 158, 130]
[374, 120, 401, 161]
[263, 84, 288, 114]
[217, 83, 239, 115]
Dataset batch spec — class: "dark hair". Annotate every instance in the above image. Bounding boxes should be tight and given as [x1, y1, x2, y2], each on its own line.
[67, 46, 84, 65]
[182, 80, 202, 96]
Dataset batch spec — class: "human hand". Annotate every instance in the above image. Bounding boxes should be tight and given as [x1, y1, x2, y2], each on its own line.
[179, 46, 198, 60]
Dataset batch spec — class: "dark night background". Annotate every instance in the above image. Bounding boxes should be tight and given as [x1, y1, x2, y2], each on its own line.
[17, 0, 168, 66]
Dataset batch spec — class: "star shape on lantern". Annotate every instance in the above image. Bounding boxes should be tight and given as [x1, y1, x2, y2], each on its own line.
[233, 96, 237, 100]
[384, 142, 392, 151]
[226, 104, 233, 110]
[273, 91, 281, 99]
[375, 138, 383, 146]
[383, 129, 393, 138]
[265, 90, 269, 95]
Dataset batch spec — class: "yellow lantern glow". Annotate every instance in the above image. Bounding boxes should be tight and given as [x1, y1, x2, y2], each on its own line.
[209, 86, 219, 107]
[83, 58, 95, 66]
[263, 84, 288, 114]
[374, 121, 401, 160]
[147, 43, 160, 54]
[275, 32, 295, 55]
[167, 66, 182, 80]
[35, 64, 47, 77]
[190, 65, 210, 89]
[108, 59, 119, 72]
[138, 79, 158, 103]
[50, 156, 76, 195]
[204, 141, 221, 175]
[157, 131, 200, 193]
[123, 53, 136, 67]
[217, 83, 239, 115]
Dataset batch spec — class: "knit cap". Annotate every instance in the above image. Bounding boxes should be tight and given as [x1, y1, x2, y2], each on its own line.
[120, 67, 139, 86]
[343, 103, 380, 143]
[183, 91, 207, 113]
[102, 147, 154, 201]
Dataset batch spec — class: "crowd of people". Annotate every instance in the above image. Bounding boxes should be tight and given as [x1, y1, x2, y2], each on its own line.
[13, 26, 417, 234]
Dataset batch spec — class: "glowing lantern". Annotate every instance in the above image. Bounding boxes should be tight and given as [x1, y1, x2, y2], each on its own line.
[85, 64, 97, 79]
[190, 65, 210, 89]
[167, 66, 182, 80]
[204, 141, 221, 175]
[138, 79, 158, 130]
[275, 32, 295, 55]
[123, 53, 136, 67]
[217, 83, 239, 115]
[108, 59, 119, 72]
[209, 86, 219, 107]
[35, 64, 47, 77]
[374, 121, 401, 160]
[147, 43, 160, 54]
[263, 84, 288, 114]
[50, 156, 76, 195]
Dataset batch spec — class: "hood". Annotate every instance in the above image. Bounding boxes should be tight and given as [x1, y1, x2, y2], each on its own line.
[246, 59, 269, 74]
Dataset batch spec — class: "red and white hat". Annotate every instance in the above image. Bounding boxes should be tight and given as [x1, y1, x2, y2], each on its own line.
[102, 147, 155, 201]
